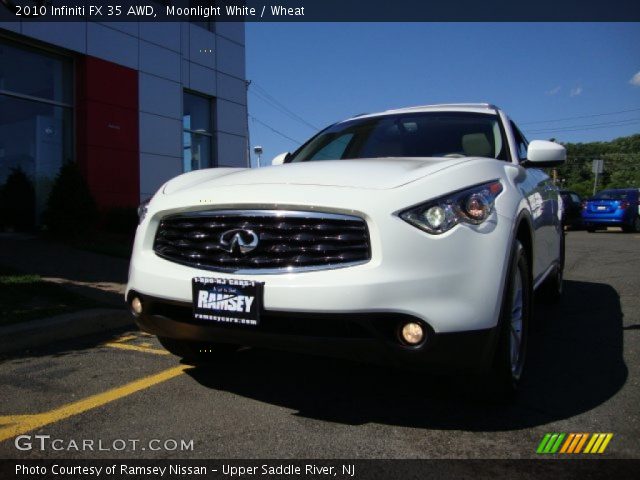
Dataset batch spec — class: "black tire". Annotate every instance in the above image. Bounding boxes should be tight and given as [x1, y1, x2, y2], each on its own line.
[623, 216, 640, 233]
[587, 228, 596, 233]
[486, 240, 532, 401]
[538, 232, 565, 303]
[158, 337, 240, 364]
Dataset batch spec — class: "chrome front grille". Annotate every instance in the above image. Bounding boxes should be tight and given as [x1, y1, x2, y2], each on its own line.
[153, 210, 371, 273]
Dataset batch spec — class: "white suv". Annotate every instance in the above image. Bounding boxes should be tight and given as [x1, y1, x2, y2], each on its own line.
[127, 103, 566, 396]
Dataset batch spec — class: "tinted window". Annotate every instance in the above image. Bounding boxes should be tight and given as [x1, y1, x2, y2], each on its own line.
[309, 133, 354, 161]
[289, 112, 508, 162]
[594, 191, 630, 200]
[0, 41, 72, 104]
[511, 122, 528, 161]
[183, 91, 214, 172]
[0, 39, 73, 226]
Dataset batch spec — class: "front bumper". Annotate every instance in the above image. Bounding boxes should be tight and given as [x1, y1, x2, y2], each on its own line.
[127, 210, 512, 334]
[130, 294, 498, 372]
[126, 178, 516, 369]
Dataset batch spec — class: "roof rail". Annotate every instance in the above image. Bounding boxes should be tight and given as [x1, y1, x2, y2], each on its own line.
[400, 103, 499, 111]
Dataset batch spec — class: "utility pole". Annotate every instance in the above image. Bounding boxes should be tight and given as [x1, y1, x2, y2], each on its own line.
[245, 80, 252, 167]
[592, 159, 604, 196]
[253, 145, 263, 168]
[550, 138, 558, 185]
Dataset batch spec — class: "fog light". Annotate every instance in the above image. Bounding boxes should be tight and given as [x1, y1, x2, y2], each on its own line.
[131, 297, 143, 316]
[400, 322, 424, 345]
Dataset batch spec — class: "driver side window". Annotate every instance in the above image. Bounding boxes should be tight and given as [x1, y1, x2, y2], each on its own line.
[309, 133, 354, 161]
[511, 122, 528, 161]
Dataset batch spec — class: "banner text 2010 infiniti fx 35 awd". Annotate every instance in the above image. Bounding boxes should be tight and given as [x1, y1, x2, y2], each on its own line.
[127, 103, 566, 397]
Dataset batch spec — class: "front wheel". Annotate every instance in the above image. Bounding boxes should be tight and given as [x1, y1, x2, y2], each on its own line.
[158, 337, 240, 365]
[487, 240, 532, 400]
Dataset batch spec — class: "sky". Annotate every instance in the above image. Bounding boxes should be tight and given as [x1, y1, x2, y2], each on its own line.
[245, 22, 640, 167]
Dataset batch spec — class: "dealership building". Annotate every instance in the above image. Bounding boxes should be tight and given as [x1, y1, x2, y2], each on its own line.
[0, 17, 248, 222]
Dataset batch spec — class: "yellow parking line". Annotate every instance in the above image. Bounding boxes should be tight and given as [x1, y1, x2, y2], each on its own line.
[102, 333, 168, 355]
[0, 365, 189, 443]
[104, 342, 169, 355]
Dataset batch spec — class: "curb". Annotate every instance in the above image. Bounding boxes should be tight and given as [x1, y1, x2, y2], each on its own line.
[0, 309, 134, 355]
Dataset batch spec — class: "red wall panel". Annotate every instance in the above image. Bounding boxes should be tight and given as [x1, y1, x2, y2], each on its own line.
[84, 102, 138, 151]
[84, 147, 139, 207]
[77, 56, 138, 110]
[76, 56, 139, 209]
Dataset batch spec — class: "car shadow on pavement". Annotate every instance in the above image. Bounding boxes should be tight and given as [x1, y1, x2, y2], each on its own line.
[186, 279, 627, 431]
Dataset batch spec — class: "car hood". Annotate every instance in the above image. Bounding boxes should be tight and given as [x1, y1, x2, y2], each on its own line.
[164, 157, 471, 194]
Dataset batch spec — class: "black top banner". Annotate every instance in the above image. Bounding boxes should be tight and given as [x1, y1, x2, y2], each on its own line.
[0, 0, 639, 22]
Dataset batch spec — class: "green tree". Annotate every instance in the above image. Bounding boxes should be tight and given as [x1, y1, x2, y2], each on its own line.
[0, 167, 35, 231]
[43, 162, 97, 238]
[555, 134, 640, 197]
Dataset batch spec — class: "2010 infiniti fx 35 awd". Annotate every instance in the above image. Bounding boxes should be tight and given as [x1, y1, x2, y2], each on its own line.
[127, 103, 566, 396]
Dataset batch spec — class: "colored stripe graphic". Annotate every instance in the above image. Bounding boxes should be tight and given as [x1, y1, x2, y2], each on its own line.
[584, 434, 599, 453]
[550, 433, 565, 453]
[597, 433, 614, 453]
[574, 433, 589, 453]
[536, 433, 551, 453]
[584, 433, 614, 454]
[565, 433, 587, 454]
[559, 433, 575, 453]
[537, 433, 613, 454]
[536, 433, 565, 454]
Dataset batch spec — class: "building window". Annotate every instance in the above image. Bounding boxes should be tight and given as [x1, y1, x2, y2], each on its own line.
[183, 91, 214, 172]
[0, 38, 73, 227]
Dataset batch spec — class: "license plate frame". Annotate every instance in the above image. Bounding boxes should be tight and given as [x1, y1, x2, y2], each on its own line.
[192, 277, 263, 326]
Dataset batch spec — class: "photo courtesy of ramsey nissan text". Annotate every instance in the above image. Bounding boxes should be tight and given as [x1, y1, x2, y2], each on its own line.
[0, 1, 638, 479]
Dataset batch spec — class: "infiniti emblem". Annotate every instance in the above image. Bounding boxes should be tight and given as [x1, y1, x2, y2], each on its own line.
[219, 229, 259, 255]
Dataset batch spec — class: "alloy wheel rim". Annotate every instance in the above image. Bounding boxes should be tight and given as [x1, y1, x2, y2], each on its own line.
[509, 267, 524, 378]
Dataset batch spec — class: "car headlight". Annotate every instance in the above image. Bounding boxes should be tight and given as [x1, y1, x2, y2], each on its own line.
[399, 180, 503, 235]
[137, 198, 151, 224]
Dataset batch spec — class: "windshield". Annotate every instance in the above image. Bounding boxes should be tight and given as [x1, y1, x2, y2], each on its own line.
[593, 191, 630, 200]
[289, 112, 508, 162]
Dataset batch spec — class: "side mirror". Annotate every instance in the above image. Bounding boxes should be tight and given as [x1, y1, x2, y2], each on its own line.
[525, 140, 566, 167]
[271, 152, 289, 166]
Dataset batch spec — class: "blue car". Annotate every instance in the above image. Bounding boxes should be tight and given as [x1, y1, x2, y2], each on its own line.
[582, 188, 640, 233]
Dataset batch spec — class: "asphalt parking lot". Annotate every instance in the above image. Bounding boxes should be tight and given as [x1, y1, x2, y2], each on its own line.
[0, 230, 638, 459]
